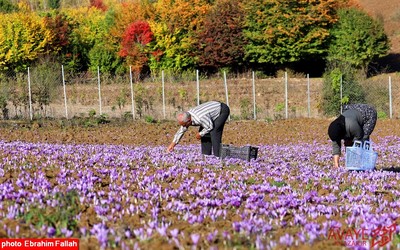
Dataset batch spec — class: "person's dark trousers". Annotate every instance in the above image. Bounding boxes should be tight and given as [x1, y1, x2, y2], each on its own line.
[200, 103, 230, 157]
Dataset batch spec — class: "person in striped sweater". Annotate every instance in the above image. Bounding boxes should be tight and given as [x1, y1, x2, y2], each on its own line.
[167, 101, 230, 157]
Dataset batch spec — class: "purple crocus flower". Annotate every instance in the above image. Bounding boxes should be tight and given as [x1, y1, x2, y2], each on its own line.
[156, 226, 167, 237]
[47, 227, 56, 237]
[169, 229, 179, 238]
[206, 230, 218, 243]
[191, 233, 200, 245]
[61, 228, 73, 237]
[279, 233, 294, 246]
[80, 227, 87, 236]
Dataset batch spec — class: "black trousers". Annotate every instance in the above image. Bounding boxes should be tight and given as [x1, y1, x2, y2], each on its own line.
[200, 103, 230, 157]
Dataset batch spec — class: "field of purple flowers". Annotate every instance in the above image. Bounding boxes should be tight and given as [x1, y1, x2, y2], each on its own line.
[0, 125, 400, 249]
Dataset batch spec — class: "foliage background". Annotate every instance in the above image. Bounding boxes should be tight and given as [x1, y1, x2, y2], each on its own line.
[0, 0, 394, 75]
[0, 0, 399, 119]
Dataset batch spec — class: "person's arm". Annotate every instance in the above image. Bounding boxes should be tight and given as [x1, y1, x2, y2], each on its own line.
[332, 140, 341, 167]
[166, 126, 187, 152]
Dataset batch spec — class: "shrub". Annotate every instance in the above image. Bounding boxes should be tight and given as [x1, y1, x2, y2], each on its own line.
[88, 109, 96, 118]
[144, 115, 156, 123]
[239, 98, 251, 120]
[30, 58, 62, 117]
[321, 66, 366, 116]
[377, 111, 387, 119]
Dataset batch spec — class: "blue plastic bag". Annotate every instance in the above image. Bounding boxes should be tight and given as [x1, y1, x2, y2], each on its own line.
[345, 140, 378, 171]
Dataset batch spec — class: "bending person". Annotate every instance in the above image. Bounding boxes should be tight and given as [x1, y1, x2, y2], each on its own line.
[167, 101, 230, 157]
[328, 103, 377, 168]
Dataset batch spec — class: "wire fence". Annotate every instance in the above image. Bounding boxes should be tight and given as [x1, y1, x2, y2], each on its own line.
[0, 66, 398, 121]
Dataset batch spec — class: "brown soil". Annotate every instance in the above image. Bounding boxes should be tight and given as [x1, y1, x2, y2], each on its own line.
[1, 118, 400, 146]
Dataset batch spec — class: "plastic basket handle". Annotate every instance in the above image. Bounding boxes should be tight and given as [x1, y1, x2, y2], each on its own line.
[353, 140, 362, 148]
[363, 140, 372, 151]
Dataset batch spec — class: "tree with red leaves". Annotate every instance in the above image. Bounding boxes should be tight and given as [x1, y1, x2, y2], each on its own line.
[44, 14, 71, 51]
[90, 0, 107, 11]
[43, 13, 75, 68]
[195, 0, 246, 73]
[119, 20, 153, 76]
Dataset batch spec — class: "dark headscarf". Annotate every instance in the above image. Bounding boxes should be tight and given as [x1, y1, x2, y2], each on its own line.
[328, 115, 346, 141]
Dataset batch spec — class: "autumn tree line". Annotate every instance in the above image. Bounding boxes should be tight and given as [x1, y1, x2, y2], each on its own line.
[0, 0, 390, 75]
[0, 0, 392, 118]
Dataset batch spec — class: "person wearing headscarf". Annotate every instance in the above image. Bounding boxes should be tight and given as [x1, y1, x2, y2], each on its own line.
[328, 104, 377, 168]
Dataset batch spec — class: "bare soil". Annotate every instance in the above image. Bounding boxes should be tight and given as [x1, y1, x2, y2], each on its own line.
[1, 117, 400, 150]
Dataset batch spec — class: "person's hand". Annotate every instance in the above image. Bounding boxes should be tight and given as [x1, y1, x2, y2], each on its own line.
[196, 133, 202, 140]
[333, 155, 340, 168]
[167, 142, 176, 153]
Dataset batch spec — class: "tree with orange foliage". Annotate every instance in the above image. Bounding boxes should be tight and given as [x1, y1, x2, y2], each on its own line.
[148, 0, 211, 72]
[109, 1, 149, 43]
[119, 20, 153, 76]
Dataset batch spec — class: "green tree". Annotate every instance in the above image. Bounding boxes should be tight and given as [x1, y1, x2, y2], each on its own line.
[89, 42, 125, 75]
[195, 0, 246, 72]
[62, 7, 107, 72]
[326, 7, 390, 75]
[243, 0, 339, 67]
[88, 7, 125, 75]
[0, 0, 17, 13]
[48, 0, 61, 10]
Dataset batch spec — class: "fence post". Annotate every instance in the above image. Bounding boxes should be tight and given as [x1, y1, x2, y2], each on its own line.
[389, 75, 392, 119]
[252, 71, 256, 120]
[27, 67, 33, 120]
[285, 71, 288, 119]
[340, 75, 343, 114]
[97, 66, 102, 115]
[307, 74, 310, 118]
[162, 70, 166, 119]
[223, 71, 230, 121]
[62, 65, 68, 119]
[196, 70, 200, 106]
[129, 66, 135, 120]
